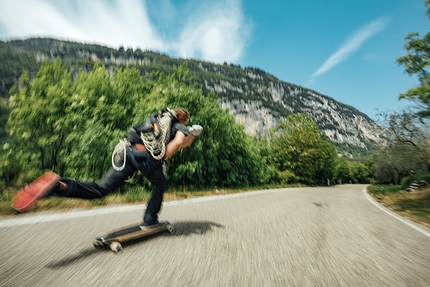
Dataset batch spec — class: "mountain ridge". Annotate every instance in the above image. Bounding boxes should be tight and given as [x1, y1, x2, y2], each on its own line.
[0, 37, 383, 154]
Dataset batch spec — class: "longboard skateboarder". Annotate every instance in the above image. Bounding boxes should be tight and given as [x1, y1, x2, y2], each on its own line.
[12, 108, 203, 229]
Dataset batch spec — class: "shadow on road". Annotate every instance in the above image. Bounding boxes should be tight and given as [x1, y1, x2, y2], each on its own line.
[45, 248, 102, 269]
[45, 221, 224, 269]
[170, 220, 224, 236]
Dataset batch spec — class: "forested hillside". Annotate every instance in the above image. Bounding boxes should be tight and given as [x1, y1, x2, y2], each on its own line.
[0, 38, 383, 157]
[1, 59, 371, 191]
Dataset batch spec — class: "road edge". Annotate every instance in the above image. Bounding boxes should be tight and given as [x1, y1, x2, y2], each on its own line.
[362, 186, 430, 238]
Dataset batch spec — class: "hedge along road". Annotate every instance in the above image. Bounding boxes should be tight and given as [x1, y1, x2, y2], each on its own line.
[1, 185, 429, 287]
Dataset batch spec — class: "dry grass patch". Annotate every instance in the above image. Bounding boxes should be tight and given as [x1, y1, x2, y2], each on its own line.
[0, 186, 251, 215]
[368, 185, 430, 229]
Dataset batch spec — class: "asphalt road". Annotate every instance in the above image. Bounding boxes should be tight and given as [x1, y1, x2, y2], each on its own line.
[1, 185, 429, 287]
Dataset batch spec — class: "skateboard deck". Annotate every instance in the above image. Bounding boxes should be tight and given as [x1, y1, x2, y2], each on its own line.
[12, 171, 60, 212]
[93, 221, 175, 252]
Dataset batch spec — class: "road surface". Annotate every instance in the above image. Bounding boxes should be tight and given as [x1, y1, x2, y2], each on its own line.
[1, 185, 429, 286]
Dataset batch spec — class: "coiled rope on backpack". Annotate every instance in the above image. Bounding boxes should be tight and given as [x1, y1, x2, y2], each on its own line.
[111, 109, 175, 171]
[140, 111, 173, 160]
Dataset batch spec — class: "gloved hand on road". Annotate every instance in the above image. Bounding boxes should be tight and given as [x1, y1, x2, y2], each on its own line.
[188, 125, 203, 136]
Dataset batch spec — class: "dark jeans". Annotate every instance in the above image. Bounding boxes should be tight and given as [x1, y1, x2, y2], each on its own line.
[55, 145, 167, 225]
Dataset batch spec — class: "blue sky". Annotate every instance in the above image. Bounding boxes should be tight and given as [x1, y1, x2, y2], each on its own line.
[0, 0, 428, 119]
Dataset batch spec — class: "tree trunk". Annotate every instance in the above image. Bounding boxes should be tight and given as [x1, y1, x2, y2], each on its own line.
[40, 148, 44, 171]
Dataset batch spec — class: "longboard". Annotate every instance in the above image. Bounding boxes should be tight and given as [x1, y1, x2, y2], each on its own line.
[93, 221, 175, 253]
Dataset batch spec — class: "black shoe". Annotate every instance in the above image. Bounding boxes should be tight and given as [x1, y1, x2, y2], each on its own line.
[42, 181, 61, 198]
[141, 220, 159, 227]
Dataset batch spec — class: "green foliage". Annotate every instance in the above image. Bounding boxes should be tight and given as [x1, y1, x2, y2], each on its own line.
[333, 156, 370, 184]
[0, 98, 9, 145]
[162, 63, 263, 189]
[2, 59, 152, 184]
[0, 37, 378, 161]
[253, 136, 283, 184]
[334, 141, 380, 160]
[0, 38, 380, 164]
[62, 64, 149, 180]
[400, 173, 430, 189]
[1, 60, 266, 190]
[267, 113, 369, 185]
[1, 57, 373, 192]
[270, 114, 338, 185]
[7, 58, 73, 175]
[367, 184, 403, 197]
[396, 1, 430, 118]
[371, 109, 430, 184]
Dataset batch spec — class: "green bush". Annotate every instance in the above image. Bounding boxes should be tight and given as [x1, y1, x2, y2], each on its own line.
[400, 173, 430, 189]
[368, 184, 403, 196]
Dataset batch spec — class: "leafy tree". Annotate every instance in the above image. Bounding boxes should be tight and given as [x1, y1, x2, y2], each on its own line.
[333, 157, 370, 184]
[396, 0, 430, 118]
[371, 143, 426, 184]
[2, 61, 152, 184]
[254, 136, 282, 185]
[135, 62, 263, 189]
[371, 110, 430, 184]
[7, 58, 73, 181]
[270, 113, 337, 185]
[353, 162, 371, 183]
[0, 98, 9, 145]
[63, 65, 150, 180]
[378, 109, 429, 172]
[1, 59, 273, 190]
[371, 109, 429, 184]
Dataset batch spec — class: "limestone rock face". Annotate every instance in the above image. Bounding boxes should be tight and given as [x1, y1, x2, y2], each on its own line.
[209, 78, 383, 149]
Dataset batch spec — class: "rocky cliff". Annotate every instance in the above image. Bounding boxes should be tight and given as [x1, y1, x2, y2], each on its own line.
[0, 38, 384, 152]
[203, 69, 383, 149]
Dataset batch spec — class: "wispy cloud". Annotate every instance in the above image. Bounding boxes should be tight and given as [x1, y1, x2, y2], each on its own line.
[174, 0, 252, 63]
[307, 17, 390, 85]
[0, 0, 165, 50]
[0, 0, 252, 64]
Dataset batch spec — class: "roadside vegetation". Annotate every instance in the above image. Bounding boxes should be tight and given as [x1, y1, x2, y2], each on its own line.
[0, 60, 368, 203]
[368, 184, 430, 229]
[366, 1, 430, 228]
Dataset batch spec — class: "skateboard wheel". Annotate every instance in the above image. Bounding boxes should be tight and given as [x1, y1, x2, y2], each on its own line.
[93, 240, 103, 248]
[167, 225, 175, 235]
[110, 241, 122, 253]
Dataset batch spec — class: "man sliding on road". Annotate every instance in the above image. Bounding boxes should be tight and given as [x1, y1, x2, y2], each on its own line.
[12, 107, 203, 227]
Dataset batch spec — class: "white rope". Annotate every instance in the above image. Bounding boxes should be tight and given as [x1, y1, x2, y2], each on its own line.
[140, 112, 173, 160]
[111, 111, 174, 171]
[111, 138, 131, 171]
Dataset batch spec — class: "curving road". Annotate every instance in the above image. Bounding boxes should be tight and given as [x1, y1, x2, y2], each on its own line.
[1, 185, 429, 286]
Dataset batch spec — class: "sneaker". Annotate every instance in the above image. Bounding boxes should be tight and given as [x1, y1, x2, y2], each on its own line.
[12, 172, 60, 212]
[140, 220, 160, 228]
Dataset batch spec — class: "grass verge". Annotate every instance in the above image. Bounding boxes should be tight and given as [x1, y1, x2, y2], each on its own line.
[0, 185, 287, 216]
[367, 184, 430, 229]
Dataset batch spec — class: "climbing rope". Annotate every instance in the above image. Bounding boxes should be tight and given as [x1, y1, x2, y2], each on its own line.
[111, 110, 174, 171]
[111, 138, 131, 171]
[140, 111, 173, 160]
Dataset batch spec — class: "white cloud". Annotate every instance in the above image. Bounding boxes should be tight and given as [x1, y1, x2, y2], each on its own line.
[0, 0, 251, 63]
[308, 17, 390, 83]
[0, 0, 165, 50]
[0, 0, 83, 40]
[175, 0, 252, 63]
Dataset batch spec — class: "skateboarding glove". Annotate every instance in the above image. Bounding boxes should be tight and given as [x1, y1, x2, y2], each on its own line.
[188, 125, 203, 136]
